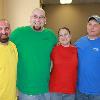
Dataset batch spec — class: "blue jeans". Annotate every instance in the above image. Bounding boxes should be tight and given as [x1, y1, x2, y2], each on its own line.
[50, 93, 75, 100]
[18, 91, 50, 100]
[75, 90, 100, 100]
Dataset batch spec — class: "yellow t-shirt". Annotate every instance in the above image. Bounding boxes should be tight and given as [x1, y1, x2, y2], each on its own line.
[0, 41, 18, 100]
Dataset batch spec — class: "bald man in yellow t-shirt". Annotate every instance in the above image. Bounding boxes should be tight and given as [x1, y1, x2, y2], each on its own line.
[0, 19, 18, 100]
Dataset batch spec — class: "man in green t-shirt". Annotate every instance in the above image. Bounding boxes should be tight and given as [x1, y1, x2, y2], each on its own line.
[10, 8, 57, 100]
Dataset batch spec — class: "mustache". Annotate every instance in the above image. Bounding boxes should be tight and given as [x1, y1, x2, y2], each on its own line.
[32, 22, 46, 25]
[32, 21, 36, 24]
[32, 21, 43, 25]
[0, 33, 8, 36]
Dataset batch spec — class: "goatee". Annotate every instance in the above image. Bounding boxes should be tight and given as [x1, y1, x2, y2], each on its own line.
[0, 37, 9, 43]
[33, 26, 42, 31]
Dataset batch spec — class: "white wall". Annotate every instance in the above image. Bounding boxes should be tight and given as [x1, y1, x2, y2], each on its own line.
[0, 0, 3, 19]
[3, 0, 40, 30]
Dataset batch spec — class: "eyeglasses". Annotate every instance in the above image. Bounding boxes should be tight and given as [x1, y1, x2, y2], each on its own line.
[31, 15, 45, 20]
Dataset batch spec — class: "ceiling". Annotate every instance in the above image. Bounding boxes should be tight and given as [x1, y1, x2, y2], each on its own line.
[41, 0, 100, 4]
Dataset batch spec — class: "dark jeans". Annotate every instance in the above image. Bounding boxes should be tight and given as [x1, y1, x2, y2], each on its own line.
[75, 90, 100, 100]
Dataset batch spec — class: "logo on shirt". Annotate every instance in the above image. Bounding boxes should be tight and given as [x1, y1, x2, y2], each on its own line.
[92, 48, 99, 52]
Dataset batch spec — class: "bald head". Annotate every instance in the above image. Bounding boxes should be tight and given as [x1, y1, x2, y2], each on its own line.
[32, 8, 46, 17]
[0, 19, 10, 27]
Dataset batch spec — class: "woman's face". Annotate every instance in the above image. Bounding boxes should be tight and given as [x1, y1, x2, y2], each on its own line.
[58, 29, 71, 46]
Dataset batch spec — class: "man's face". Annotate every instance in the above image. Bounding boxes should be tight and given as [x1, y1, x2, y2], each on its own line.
[30, 9, 46, 31]
[0, 21, 10, 43]
[87, 20, 100, 39]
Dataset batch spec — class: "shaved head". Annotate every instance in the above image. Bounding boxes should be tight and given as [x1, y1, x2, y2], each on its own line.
[32, 8, 46, 17]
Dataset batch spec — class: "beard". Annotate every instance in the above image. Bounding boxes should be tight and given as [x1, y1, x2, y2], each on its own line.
[32, 21, 44, 31]
[32, 26, 42, 31]
[0, 34, 9, 43]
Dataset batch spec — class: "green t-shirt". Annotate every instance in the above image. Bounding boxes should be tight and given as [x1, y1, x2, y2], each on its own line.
[10, 26, 57, 95]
